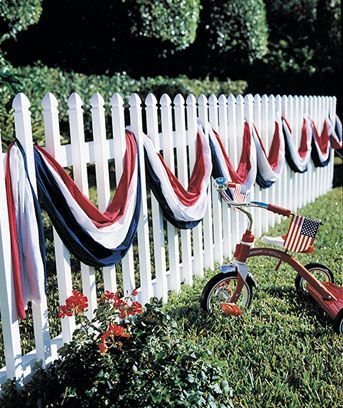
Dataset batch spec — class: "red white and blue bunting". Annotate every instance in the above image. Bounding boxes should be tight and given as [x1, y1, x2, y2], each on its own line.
[252, 121, 285, 188]
[209, 121, 257, 197]
[282, 116, 312, 173]
[5, 114, 341, 318]
[143, 123, 212, 229]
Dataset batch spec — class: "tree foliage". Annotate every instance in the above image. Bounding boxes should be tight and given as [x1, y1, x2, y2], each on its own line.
[198, 0, 269, 64]
[0, 0, 43, 44]
[124, 0, 201, 50]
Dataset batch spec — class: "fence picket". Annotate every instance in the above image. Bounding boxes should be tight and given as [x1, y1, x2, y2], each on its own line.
[209, 94, 223, 263]
[68, 93, 97, 318]
[253, 94, 263, 236]
[198, 94, 214, 270]
[0, 135, 22, 382]
[174, 94, 193, 285]
[145, 94, 168, 300]
[128, 94, 153, 304]
[111, 93, 136, 296]
[43, 93, 75, 343]
[186, 94, 204, 277]
[227, 95, 240, 246]
[217, 94, 232, 257]
[244, 95, 256, 233]
[268, 95, 276, 227]
[90, 93, 118, 293]
[160, 94, 181, 292]
[12, 93, 51, 366]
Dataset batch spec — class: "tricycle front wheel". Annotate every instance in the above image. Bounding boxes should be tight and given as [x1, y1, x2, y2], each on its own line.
[200, 271, 254, 313]
[295, 263, 334, 295]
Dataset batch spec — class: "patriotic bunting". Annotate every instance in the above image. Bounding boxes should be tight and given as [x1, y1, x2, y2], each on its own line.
[5, 142, 47, 319]
[252, 121, 285, 188]
[329, 114, 342, 150]
[143, 123, 212, 229]
[5, 114, 339, 319]
[282, 116, 312, 173]
[311, 119, 331, 167]
[209, 121, 257, 197]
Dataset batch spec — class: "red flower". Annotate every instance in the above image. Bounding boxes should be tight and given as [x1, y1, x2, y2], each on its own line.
[58, 290, 88, 318]
[131, 289, 138, 296]
[98, 341, 108, 354]
[128, 301, 143, 316]
[100, 290, 127, 308]
[109, 324, 130, 338]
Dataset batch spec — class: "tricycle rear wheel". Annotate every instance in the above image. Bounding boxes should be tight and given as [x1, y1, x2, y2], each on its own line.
[295, 263, 334, 295]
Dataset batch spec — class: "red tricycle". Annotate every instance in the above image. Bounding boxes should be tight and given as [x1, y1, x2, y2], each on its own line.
[200, 177, 343, 334]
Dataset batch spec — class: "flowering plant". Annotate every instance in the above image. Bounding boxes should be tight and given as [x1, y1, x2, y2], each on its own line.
[59, 288, 142, 354]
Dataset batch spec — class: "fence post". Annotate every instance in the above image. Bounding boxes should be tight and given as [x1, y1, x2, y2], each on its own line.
[198, 94, 214, 270]
[174, 94, 193, 286]
[68, 92, 97, 318]
[42, 93, 75, 344]
[12, 93, 51, 366]
[145, 93, 168, 300]
[128, 93, 153, 305]
[186, 94, 204, 277]
[0, 135, 22, 381]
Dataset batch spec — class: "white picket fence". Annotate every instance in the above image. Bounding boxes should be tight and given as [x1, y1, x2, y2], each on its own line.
[0, 92, 336, 386]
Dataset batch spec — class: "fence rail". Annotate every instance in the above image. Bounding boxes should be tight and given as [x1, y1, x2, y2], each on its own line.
[0, 92, 336, 386]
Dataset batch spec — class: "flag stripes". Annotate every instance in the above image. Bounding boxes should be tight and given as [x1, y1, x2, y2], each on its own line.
[284, 215, 320, 252]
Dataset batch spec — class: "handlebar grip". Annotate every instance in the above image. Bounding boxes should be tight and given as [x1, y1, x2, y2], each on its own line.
[267, 204, 291, 217]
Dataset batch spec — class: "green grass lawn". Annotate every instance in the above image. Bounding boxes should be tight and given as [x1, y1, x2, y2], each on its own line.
[165, 187, 343, 407]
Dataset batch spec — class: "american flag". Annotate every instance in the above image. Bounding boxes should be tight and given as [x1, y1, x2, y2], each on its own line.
[284, 215, 320, 252]
[231, 184, 247, 203]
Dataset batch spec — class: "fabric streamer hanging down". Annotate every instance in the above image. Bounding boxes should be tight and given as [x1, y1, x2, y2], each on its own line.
[208, 121, 257, 196]
[5, 142, 47, 319]
[282, 116, 312, 173]
[6, 131, 141, 318]
[34, 130, 141, 267]
[310, 119, 331, 167]
[143, 122, 212, 229]
[329, 114, 342, 150]
[252, 120, 285, 188]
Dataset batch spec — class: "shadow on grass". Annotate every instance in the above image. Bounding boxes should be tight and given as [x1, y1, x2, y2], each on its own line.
[167, 284, 334, 337]
[333, 155, 342, 187]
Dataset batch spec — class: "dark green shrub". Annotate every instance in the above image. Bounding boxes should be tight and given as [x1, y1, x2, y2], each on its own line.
[264, 0, 318, 74]
[125, 0, 201, 50]
[0, 0, 43, 44]
[0, 300, 232, 407]
[198, 0, 268, 64]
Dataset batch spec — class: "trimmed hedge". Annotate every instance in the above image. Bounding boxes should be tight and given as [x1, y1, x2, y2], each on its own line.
[125, 0, 201, 50]
[0, 63, 247, 148]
